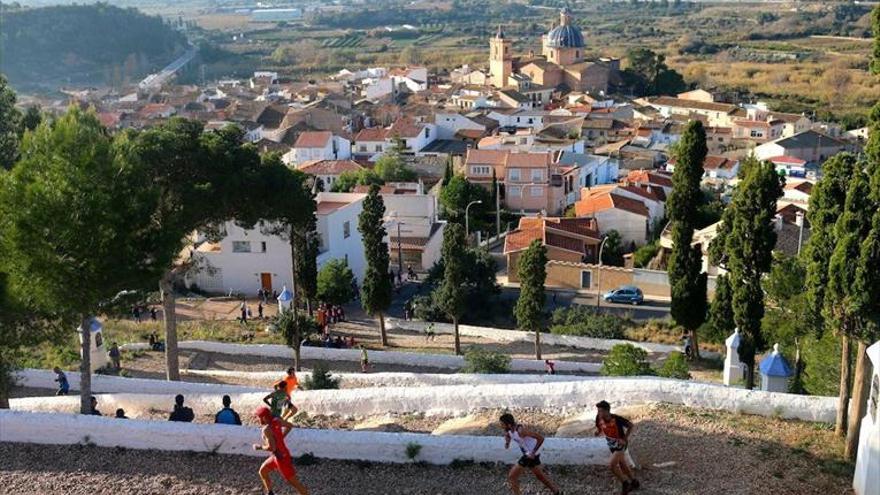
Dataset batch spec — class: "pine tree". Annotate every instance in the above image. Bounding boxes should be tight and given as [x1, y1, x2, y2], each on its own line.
[871, 5, 880, 75]
[0, 75, 22, 169]
[668, 121, 709, 357]
[293, 223, 319, 315]
[514, 240, 548, 360]
[358, 184, 393, 346]
[706, 274, 734, 344]
[436, 223, 467, 355]
[711, 157, 783, 389]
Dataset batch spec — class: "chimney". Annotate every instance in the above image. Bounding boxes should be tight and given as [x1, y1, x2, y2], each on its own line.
[795, 211, 804, 228]
[774, 213, 783, 232]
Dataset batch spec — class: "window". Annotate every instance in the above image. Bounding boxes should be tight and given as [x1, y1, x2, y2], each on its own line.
[519, 138, 528, 145]
[750, 130, 763, 138]
[424, 128, 430, 138]
[343, 221, 351, 239]
[359, 145, 367, 152]
[509, 168, 521, 181]
[531, 169, 543, 181]
[580, 270, 592, 288]
[508, 186, 521, 197]
[471, 165, 490, 176]
[530, 186, 542, 197]
[232, 241, 251, 253]
[260, 241, 267, 253]
[374, 145, 382, 152]
[528, 118, 534, 124]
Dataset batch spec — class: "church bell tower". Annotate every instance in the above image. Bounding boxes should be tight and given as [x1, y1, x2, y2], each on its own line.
[489, 25, 512, 88]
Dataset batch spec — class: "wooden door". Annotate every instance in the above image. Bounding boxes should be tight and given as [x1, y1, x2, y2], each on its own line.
[260, 273, 272, 292]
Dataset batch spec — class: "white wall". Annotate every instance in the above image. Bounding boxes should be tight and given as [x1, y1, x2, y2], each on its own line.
[387, 318, 687, 354]
[191, 221, 293, 296]
[434, 113, 484, 140]
[11, 376, 838, 423]
[0, 410, 607, 466]
[594, 209, 648, 245]
[316, 193, 367, 284]
[119, 340, 600, 373]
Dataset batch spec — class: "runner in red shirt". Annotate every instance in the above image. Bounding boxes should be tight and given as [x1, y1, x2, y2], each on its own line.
[594, 400, 640, 495]
[253, 406, 309, 495]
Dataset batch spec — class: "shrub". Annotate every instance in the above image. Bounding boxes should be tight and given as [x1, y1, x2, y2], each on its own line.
[405, 442, 422, 460]
[461, 347, 510, 374]
[632, 242, 659, 268]
[549, 305, 626, 339]
[303, 362, 340, 390]
[656, 351, 690, 379]
[601, 344, 653, 376]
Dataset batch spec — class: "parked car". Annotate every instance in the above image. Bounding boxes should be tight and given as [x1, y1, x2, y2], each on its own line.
[603, 286, 644, 305]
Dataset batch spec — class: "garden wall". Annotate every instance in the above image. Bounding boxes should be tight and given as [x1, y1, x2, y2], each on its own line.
[387, 318, 685, 354]
[120, 341, 602, 373]
[11, 377, 838, 423]
[0, 410, 606, 466]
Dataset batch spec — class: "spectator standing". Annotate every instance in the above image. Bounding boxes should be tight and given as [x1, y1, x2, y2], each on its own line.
[215, 395, 242, 425]
[108, 342, 121, 371]
[132, 305, 141, 323]
[53, 367, 69, 396]
[89, 396, 102, 416]
[258, 301, 264, 319]
[240, 301, 248, 324]
[168, 394, 195, 422]
[115, 408, 128, 419]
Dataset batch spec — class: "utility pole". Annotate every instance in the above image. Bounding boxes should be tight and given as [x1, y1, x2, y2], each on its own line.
[596, 235, 609, 310]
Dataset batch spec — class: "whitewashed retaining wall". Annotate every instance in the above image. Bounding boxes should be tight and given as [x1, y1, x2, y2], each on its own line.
[11, 377, 837, 423]
[0, 410, 606, 465]
[122, 340, 601, 373]
[387, 318, 702, 355]
[183, 369, 598, 388]
[15, 369, 263, 395]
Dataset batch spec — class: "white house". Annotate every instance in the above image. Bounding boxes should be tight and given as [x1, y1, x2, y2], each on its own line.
[298, 160, 364, 191]
[383, 193, 447, 272]
[555, 152, 620, 202]
[386, 118, 437, 154]
[283, 131, 352, 165]
[754, 130, 850, 164]
[574, 190, 651, 246]
[187, 193, 368, 296]
[353, 127, 389, 159]
[433, 112, 486, 140]
[315, 192, 368, 284]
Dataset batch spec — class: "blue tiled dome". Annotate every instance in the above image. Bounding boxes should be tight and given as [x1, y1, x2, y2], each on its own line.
[546, 24, 584, 49]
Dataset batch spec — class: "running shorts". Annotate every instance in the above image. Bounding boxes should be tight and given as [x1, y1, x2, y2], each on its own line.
[517, 455, 541, 468]
[262, 454, 297, 480]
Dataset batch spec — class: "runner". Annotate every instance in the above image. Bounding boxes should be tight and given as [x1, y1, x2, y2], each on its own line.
[262, 381, 290, 418]
[253, 406, 309, 495]
[499, 413, 564, 495]
[53, 367, 69, 396]
[281, 367, 299, 420]
[360, 346, 370, 373]
[594, 400, 640, 494]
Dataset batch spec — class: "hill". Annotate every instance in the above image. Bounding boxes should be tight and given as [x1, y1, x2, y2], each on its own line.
[0, 3, 187, 90]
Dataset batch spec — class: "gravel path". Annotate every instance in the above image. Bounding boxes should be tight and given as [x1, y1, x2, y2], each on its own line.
[0, 405, 854, 495]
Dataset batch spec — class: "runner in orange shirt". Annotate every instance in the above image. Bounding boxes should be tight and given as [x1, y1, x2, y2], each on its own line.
[281, 367, 299, 420]
[594, 400, 639, 494]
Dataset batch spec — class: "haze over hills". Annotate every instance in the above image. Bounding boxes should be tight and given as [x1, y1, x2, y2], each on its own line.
[0, 3, 188, 90]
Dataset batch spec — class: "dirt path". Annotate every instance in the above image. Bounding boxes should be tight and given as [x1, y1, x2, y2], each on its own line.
[0, 405, 853, 494]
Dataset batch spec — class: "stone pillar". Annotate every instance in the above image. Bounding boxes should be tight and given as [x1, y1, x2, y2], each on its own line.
[723, 328, 743, 386]
[853, 340, 880, 495]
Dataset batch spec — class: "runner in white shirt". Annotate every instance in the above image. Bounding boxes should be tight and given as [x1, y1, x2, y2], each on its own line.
[500, 413, 564, 495]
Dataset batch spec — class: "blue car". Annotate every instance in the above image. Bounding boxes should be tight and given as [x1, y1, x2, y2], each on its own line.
[603, 286, 644, 305]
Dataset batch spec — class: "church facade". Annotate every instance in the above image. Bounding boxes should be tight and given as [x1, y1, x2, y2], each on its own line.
[489, 9, 619, 95]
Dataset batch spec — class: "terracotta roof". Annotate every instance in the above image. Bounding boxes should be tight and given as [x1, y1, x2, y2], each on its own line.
[507, 152, 552, 168]
[734, 119, 771, 127]
[542, 217, 599, 238]
[785, 181, 813, 194]
[546, 232, 585, 252]
[626, 169, 673, 188]
[504, 216, 599, 255]
[767, 155, 806, 166]
[504, 227, 545, 253]
[650, 96, 738, 114]
[668, 155, 737, 171]
[294, 131, 333, 148]
[456, 129, 485, 139]
[388, 117, 425, 138]
[298, 160, 363, 175]
[355, 127, 389, 142]
[466, 149, 509, 166]
[575, 192, 649, 217]
[316, 201, 350, 215]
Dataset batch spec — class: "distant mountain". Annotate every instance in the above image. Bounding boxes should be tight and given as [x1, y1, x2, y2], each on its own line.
[0, 3, 188, 90]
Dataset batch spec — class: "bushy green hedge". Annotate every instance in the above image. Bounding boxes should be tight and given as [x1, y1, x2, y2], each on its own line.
[461, 347, 510, 374]
[549, 305, 626, 339]
[303, 362, 340, 390]
[657, 351, 690, 379]
[600, 344, 654, 376]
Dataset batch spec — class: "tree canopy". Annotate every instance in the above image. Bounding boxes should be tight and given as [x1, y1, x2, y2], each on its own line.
[358, 184, 393, 345]
[515, 240, 548, 360]
[317, 259, 356, 306]
[436, 223, 467, 354]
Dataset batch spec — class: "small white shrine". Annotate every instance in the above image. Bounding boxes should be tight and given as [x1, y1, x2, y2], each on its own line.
[78, 317, 109, 372]
[277, 285, 293, 314]
[724, 328, 744, 386]
[758, 343, 793, 393]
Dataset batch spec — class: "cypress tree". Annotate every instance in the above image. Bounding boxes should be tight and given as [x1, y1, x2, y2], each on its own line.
[706, 274, 734, 344]
[712, 157, 783, 389]
[514, 240, 548, 360]
[358, 184, 393, 346]
[437, 223, 467, 355]
[668, 121, 709, 357]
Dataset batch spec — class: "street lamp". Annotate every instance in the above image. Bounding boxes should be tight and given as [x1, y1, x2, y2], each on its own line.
[465, 200, 483, 242]
[596, 235, 609, 310]
[389, 211, 403, 279]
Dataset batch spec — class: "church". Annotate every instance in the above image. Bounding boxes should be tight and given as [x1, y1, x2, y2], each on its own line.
[489, 8, 619, 95]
